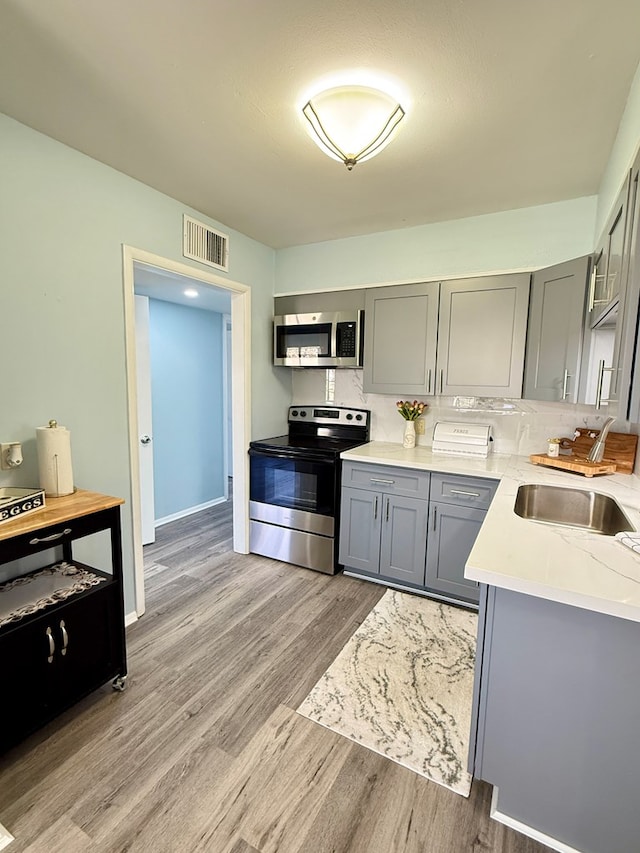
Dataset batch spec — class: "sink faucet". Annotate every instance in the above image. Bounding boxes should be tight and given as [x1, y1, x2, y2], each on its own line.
[587, 416, 616, 463]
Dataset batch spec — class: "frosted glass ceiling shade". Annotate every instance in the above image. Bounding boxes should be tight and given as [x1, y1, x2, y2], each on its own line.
[302, 86, 405, 170]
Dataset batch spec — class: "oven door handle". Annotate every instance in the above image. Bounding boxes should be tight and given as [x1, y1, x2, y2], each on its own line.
[249, 447, 335, 465]
[249, 447, 306, 461]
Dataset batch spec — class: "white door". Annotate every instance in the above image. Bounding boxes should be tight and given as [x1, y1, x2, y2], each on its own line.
[135, 295, 156, 545]
[225, 315, 232, 486]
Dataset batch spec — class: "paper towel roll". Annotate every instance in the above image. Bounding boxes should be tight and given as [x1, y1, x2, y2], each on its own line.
[36, 421, 74, 497]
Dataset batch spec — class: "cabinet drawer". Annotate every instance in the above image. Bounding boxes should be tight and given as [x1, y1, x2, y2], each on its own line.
[430, 473, 497, 510]
[342, 462, 430, 499]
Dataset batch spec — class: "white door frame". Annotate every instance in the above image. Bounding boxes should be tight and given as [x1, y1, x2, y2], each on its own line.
[122, 245, 251, 617]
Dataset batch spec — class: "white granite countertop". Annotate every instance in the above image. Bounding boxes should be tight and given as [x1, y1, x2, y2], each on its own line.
[341, 441, 640, 622]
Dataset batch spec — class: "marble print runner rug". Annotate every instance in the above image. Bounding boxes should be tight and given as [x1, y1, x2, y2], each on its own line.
[297, 589, 477, 796]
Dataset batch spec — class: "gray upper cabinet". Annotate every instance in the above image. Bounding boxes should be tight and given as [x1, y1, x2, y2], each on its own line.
[579, 173, 632, 409]
[624, 149, 640, 422]
[363, 282, 439, 395]
[587, 176, 630, 328]
[523, 256, 589, 403]
[436, 274, 530, 397]
[363, 273, 530, 397]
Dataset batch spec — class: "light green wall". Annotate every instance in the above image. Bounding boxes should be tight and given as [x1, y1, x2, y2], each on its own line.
[274, 196, 597, 293]
[0, 113, 287, 612]
[596, 61, 640, 240]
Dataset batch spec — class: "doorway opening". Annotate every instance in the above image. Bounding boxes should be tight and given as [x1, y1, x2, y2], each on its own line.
[122, 246, 251, 619]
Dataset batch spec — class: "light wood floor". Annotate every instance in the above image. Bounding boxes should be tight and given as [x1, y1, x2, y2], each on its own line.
[0, 500, 552, 852]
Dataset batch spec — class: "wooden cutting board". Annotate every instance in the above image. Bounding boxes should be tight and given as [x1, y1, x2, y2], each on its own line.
[530, 428, 637, 477]
[567, 427, 637, 474]
[529, 454, 617, 477]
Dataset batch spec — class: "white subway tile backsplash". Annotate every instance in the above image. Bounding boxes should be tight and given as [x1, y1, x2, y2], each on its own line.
[291, 369, 634, 457]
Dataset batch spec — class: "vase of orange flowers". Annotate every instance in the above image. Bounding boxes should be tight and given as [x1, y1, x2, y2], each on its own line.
[397, 400, 427, 449]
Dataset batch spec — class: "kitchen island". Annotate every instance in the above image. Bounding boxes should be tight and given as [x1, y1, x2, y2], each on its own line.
[341, 442, 640, 853]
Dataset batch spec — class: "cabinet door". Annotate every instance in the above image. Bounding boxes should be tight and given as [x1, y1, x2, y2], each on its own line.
[523, 256, 589, 403]
[587, 177, 630, 326]
[425, 502, 483, 604]
[476, 588, 640, 853]
[53, 585, 122, 710]
[379, 494, 428, 586]
[363, 282, 439, 395]
[338, 487, 382, 574]
[624, 152, 640, 422]
[437, 274, 530, 397]
[580, 174, 632, 408]
[0, 613, 57, 749]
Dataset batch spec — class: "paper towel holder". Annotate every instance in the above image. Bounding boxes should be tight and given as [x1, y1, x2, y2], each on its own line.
[37, 419, 75, 497]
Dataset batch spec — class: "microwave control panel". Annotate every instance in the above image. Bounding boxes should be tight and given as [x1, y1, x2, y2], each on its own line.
[336, 321, 357, 357]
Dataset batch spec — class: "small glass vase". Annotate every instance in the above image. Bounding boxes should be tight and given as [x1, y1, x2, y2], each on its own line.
[402, 420, 416, 449]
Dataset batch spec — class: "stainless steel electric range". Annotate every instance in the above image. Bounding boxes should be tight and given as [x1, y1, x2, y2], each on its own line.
[249, 405, 370, 574]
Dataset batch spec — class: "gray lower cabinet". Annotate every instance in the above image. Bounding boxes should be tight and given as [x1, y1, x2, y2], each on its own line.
[339, 487, 428, 587]
[425, 502, 483, 605]
[425, 473, 497, 605]
[340, 463, 495, 605]
[339, 461, 430, 587]
[472, 585, 640, 853]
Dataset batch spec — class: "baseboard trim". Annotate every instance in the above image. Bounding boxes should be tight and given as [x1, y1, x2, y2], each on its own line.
[155, 497, 226, 528]
[124, 610, 138, 627]
[490, 787, 583, 853]
[0, 822, 14, 850]
[343, 571, 478, 611]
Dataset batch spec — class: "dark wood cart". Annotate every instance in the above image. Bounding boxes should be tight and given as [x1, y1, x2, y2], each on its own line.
[0, 490, 127, 752]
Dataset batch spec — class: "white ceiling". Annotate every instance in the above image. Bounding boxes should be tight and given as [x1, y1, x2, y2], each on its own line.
[2, 0, 640, 249]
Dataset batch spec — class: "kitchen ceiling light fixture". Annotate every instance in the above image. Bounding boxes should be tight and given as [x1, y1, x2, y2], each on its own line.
[302, 85, 405, 170]
[184, 288, 198, 298]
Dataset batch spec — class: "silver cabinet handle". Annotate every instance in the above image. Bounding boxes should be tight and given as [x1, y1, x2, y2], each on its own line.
[46, 626, 55, 663]
[30, 528, 72, 545]
[562, 368, 571, 400]
[588, 263, 597, 312]
[432, 505, 438, 531]
[595, 359, 616, 409]
[140, 435, 152, 445]
[595, 359, 605, 408]
[60, 620, 68, 656]
[427, 368, 432, 394]
[439, 369, 444, 394]
[385, 497, 389, 523]
[450, 489, 481, 498]
[370, 478, 395, 485]
[374, 495, 378, 521]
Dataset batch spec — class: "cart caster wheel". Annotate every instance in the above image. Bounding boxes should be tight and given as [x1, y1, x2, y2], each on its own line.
[112, 675, 128, 692]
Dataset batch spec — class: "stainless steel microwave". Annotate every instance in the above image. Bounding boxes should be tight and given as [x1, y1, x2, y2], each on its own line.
[273, 310, 364, 368]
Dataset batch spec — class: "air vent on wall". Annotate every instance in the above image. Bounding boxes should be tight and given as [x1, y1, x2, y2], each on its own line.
[183, 215, 229, 272]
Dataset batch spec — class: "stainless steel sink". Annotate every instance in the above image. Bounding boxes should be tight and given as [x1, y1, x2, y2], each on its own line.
[514, 483, 634, 536]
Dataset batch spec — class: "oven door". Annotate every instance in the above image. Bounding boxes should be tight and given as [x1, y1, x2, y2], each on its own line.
[249, 448, 336, 535]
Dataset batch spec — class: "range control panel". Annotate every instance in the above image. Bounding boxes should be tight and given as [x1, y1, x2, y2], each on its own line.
[288, 406, 369, 427]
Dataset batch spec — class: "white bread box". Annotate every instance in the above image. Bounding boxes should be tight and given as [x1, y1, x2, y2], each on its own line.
[432, 421, 493, 458]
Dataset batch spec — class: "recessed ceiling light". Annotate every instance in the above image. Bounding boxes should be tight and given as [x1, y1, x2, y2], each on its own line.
[184, 288, 198, 298]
